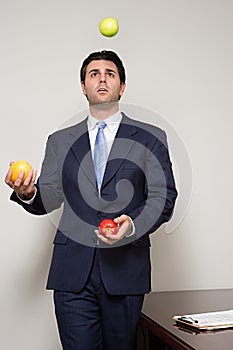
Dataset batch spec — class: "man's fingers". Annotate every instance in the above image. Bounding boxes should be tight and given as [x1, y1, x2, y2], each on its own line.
[7, 168, 37, 198]
[95, 230, 125, 245]
[95, 229, 120, 245]
[95, 229, 110, 244]
[5, 168, 12, 183]
[114, 214, 128, 224]
[23, 169, 35, 186]
[5, 169, 14, 188]
[13, 171, 25, 187]
[105, 233, 123, 241]
[32, 169, 37, 182]
[26, 169, 37, 193]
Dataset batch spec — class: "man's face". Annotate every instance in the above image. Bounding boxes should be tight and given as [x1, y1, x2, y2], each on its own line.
[81, 60, 125, 106]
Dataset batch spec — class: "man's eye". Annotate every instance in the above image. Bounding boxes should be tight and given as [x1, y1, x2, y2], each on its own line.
[91, 72, 98, 77]
[108, 73, 114, 77]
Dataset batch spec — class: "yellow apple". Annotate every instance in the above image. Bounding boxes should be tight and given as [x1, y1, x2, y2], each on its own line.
[10, 160, 32, 182]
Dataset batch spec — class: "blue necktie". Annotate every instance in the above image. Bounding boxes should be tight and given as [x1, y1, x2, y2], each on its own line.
[94, 121, 108, 193]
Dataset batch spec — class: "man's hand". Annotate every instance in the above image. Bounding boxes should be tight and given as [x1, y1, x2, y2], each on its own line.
[5, 161, 37, 200]
[95, 214, 133, 245]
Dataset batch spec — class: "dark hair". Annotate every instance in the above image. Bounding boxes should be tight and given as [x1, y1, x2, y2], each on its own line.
[80, 50, 126, 83]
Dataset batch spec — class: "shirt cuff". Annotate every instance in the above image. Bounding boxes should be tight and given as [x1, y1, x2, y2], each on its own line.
[125, 216, 136, 237]
[16, 187, 37, 204]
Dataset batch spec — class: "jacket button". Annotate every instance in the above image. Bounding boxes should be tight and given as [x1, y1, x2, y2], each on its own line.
[97, 212, 102, 219]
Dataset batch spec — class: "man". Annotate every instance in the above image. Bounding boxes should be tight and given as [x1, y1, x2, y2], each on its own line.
[5, 50, 177, 350]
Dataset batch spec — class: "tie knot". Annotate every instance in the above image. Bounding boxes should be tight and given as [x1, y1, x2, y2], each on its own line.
[97, 121, 106, 130]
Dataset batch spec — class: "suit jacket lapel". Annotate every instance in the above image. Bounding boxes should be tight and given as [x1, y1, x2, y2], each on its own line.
[68, 118, 97, 189]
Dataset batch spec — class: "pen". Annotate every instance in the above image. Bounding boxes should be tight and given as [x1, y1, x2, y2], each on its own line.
[178, 316, 199, 324]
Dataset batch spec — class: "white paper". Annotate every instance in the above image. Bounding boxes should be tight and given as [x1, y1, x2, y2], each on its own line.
[176, 309, 233, 327]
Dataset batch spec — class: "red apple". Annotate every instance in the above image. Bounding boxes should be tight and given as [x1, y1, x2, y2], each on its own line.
[99, 219, 118, 236]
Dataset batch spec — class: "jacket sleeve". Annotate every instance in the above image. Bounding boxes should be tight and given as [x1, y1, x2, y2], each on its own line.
[129, 129, 177, 238]
[10, 135, 64, 215]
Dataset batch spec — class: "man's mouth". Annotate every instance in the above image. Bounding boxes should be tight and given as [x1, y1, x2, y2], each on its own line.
[97, 87, 108, 93]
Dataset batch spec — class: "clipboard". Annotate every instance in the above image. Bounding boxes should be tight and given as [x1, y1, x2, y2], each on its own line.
[173, 309, 233, 331]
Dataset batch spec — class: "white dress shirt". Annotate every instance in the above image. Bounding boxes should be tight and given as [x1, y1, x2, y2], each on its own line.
[87, 111, 122, 159]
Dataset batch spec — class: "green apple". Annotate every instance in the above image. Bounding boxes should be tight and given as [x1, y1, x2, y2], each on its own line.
[99, 18, 119, 37]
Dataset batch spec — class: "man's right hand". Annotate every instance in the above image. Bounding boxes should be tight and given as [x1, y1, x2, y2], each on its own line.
[5, 161, 37, 200]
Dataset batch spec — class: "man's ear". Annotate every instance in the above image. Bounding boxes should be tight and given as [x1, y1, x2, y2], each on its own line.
[81, 82, 86, 95]
[119, 82, 126, 97]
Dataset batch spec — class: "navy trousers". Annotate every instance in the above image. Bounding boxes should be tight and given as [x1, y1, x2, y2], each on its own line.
[53, 250, 144, 350]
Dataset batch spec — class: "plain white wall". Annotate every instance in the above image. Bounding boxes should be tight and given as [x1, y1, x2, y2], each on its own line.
[1, 0, 233, 348]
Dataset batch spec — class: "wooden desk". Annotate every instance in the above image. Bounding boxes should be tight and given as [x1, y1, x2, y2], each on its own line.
[137, 289, 233, 350]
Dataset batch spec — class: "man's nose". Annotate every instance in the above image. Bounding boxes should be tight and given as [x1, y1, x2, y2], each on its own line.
[99, 73, 106, 83]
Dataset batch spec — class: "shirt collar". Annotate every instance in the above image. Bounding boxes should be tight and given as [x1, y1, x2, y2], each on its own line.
[87, 111, 122, 132]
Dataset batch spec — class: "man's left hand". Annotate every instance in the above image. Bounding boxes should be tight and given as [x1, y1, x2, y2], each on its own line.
[95, 214, 133, 245]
